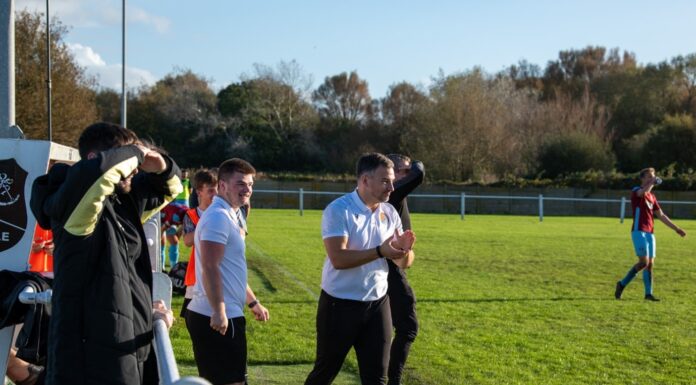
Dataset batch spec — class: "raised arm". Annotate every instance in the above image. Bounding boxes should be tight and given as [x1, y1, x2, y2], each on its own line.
[132, 151, 183, 222]
[634, 176, 657, 198]
[389, 161, 425, 205]
[48, 145, 145, 236]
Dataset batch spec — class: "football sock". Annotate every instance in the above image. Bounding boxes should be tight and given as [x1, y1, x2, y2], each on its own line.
[161, 244, 166, 268]
[620, 266, 639, 287]
[643, 269, 653, 295]
[168, 244, 179, 266]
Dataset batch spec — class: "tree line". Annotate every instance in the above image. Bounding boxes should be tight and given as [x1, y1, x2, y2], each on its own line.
[14, 11, 696, 183]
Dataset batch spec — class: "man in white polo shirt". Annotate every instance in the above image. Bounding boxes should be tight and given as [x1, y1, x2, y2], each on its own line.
[305, 153, 416, 385]
[186, 158, 269, 385]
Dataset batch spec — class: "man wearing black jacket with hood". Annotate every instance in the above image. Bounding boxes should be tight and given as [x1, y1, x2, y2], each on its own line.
[30, 122, 182, 385]
[386, 154, 424, 385]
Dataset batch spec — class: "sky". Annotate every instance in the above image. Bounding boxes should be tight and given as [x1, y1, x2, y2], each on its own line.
[17, 0, 696, 97]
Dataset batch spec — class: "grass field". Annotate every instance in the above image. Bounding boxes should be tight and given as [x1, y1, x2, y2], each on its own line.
[168, 209, 696, 385]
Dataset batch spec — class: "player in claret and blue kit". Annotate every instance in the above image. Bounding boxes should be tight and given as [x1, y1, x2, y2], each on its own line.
[615, 167, 687, 301]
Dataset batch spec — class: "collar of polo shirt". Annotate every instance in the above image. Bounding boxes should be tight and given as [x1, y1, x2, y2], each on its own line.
[350, 189, 376, 214]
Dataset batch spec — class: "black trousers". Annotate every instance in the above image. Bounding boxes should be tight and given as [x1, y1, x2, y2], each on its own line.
[186, 310, 248, 385]
[387, 260, 419, 385]
[305, 290, 392, 385]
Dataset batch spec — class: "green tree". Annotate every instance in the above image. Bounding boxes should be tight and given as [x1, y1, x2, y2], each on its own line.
[128, 69, 246, 167]
[380, 81, 430, 153]
[537, 132, 615, 178]
[312, 71, 375, 172]
[218, 61, 319, 170]
[313, 71, 373, 124]
[642, 114, 696, 172]
[405, 69, 541, 181]
[15, 10, 98, 146]
[95, 88, 121, 123]
[542, 46, 637, 100]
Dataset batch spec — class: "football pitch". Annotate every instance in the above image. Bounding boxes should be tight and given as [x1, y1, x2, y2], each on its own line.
[169, 209, 696, 385]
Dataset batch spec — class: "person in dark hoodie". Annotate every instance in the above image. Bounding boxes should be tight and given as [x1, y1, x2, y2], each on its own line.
[385, 154, 424, 385]
[30, 122, 181, 385]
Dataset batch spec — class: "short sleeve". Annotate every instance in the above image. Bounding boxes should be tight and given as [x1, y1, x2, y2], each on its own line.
[182, 214, 196, 234]
[199, 210, 232, 245]
[322, 202, 349, 239]
[653, 197, 662, 212]
[391, 208, 403, 234]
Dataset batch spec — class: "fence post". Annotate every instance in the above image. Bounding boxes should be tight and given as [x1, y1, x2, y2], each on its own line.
[620, 197, 626, 223]
[538, 194, 544, 222]
[299, 188, 304, 216]
[460, 192, 466, 220]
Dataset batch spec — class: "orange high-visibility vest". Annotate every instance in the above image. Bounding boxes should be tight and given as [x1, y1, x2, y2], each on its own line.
[183, 208, 200, 286]
[28, 224, 53, 272]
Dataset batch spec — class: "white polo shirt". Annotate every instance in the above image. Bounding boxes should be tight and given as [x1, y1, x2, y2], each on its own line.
[321, 190, 403, 301]
[188, 196, 247, 319]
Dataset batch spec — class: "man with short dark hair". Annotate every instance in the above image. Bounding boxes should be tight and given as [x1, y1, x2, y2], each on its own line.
[30, 122, 180, 385]
[385, 154, 424, 385]
[181, 169, 218, 318]
[186, 158, 269, 385]
[305, 153, 416, 385]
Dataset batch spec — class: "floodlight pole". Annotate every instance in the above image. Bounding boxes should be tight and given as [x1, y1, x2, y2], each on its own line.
[0, 0, 15, 133]
[120, 0, 127, 127]
[46, 0, 52, 141]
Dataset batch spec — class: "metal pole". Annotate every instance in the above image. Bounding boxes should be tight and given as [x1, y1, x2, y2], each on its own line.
[538, 194, 544, 222]
[299, 188, 304, 216]
[0, 0, 15, 132]
[45, 0, 52, 140]
[153, 319, 180, 384]
[460, 192, 465, 220]
[620, 197, 626, 224]
[120, 0, 127, 127]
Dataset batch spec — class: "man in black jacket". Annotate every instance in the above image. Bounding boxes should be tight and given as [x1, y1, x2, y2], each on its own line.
[30, 122, 181, 385]
[386, 154, 424, 385]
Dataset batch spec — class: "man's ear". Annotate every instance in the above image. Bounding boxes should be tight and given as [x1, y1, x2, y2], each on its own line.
[86, 152, 97, 160]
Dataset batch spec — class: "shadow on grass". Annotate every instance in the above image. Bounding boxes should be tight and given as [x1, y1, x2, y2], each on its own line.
[419, 296, 614, 303]
[265, 296, 613, 305]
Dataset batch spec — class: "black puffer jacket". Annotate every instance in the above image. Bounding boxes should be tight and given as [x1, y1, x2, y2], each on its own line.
[30, 145, 182, 385]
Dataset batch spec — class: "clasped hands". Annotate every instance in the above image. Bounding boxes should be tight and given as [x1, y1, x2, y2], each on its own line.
[378, 230, 416, 260]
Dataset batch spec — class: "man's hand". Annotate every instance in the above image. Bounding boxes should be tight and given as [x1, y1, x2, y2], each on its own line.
[392, 230, 416, 252]
[250, 302, 270, 322]
[153, 300, 175, 329]
[43, 241, 54, 256]
[31, 238, 45, 253]
[136, 144, 167, 174]
[676, 228, 687, 237]
[379, 236, 408, 260]
[209, 311, 228, 335]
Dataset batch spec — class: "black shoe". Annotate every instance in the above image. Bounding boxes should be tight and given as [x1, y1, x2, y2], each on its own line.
[614, 281, 625, 299]
[644, 294, 660, 302]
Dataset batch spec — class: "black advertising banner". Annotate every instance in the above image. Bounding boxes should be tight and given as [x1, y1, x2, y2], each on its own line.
[0, 158, 28, 252]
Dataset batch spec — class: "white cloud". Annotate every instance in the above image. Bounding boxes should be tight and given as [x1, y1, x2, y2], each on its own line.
[129, 7, 171, 34]
[19, 0, 171, 33]
[67, 42, 157, 89]
[69, 43, 106, 67]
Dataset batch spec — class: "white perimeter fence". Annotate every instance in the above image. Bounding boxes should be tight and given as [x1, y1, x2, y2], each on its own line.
[252, 189, 696, 222]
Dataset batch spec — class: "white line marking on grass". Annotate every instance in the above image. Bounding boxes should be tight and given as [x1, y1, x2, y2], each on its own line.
[247, 241, 319, 301]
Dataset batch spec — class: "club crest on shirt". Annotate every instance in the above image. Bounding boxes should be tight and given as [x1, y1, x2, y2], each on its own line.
[646, 200, 654, 210]
[379, 212, 386, 222]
